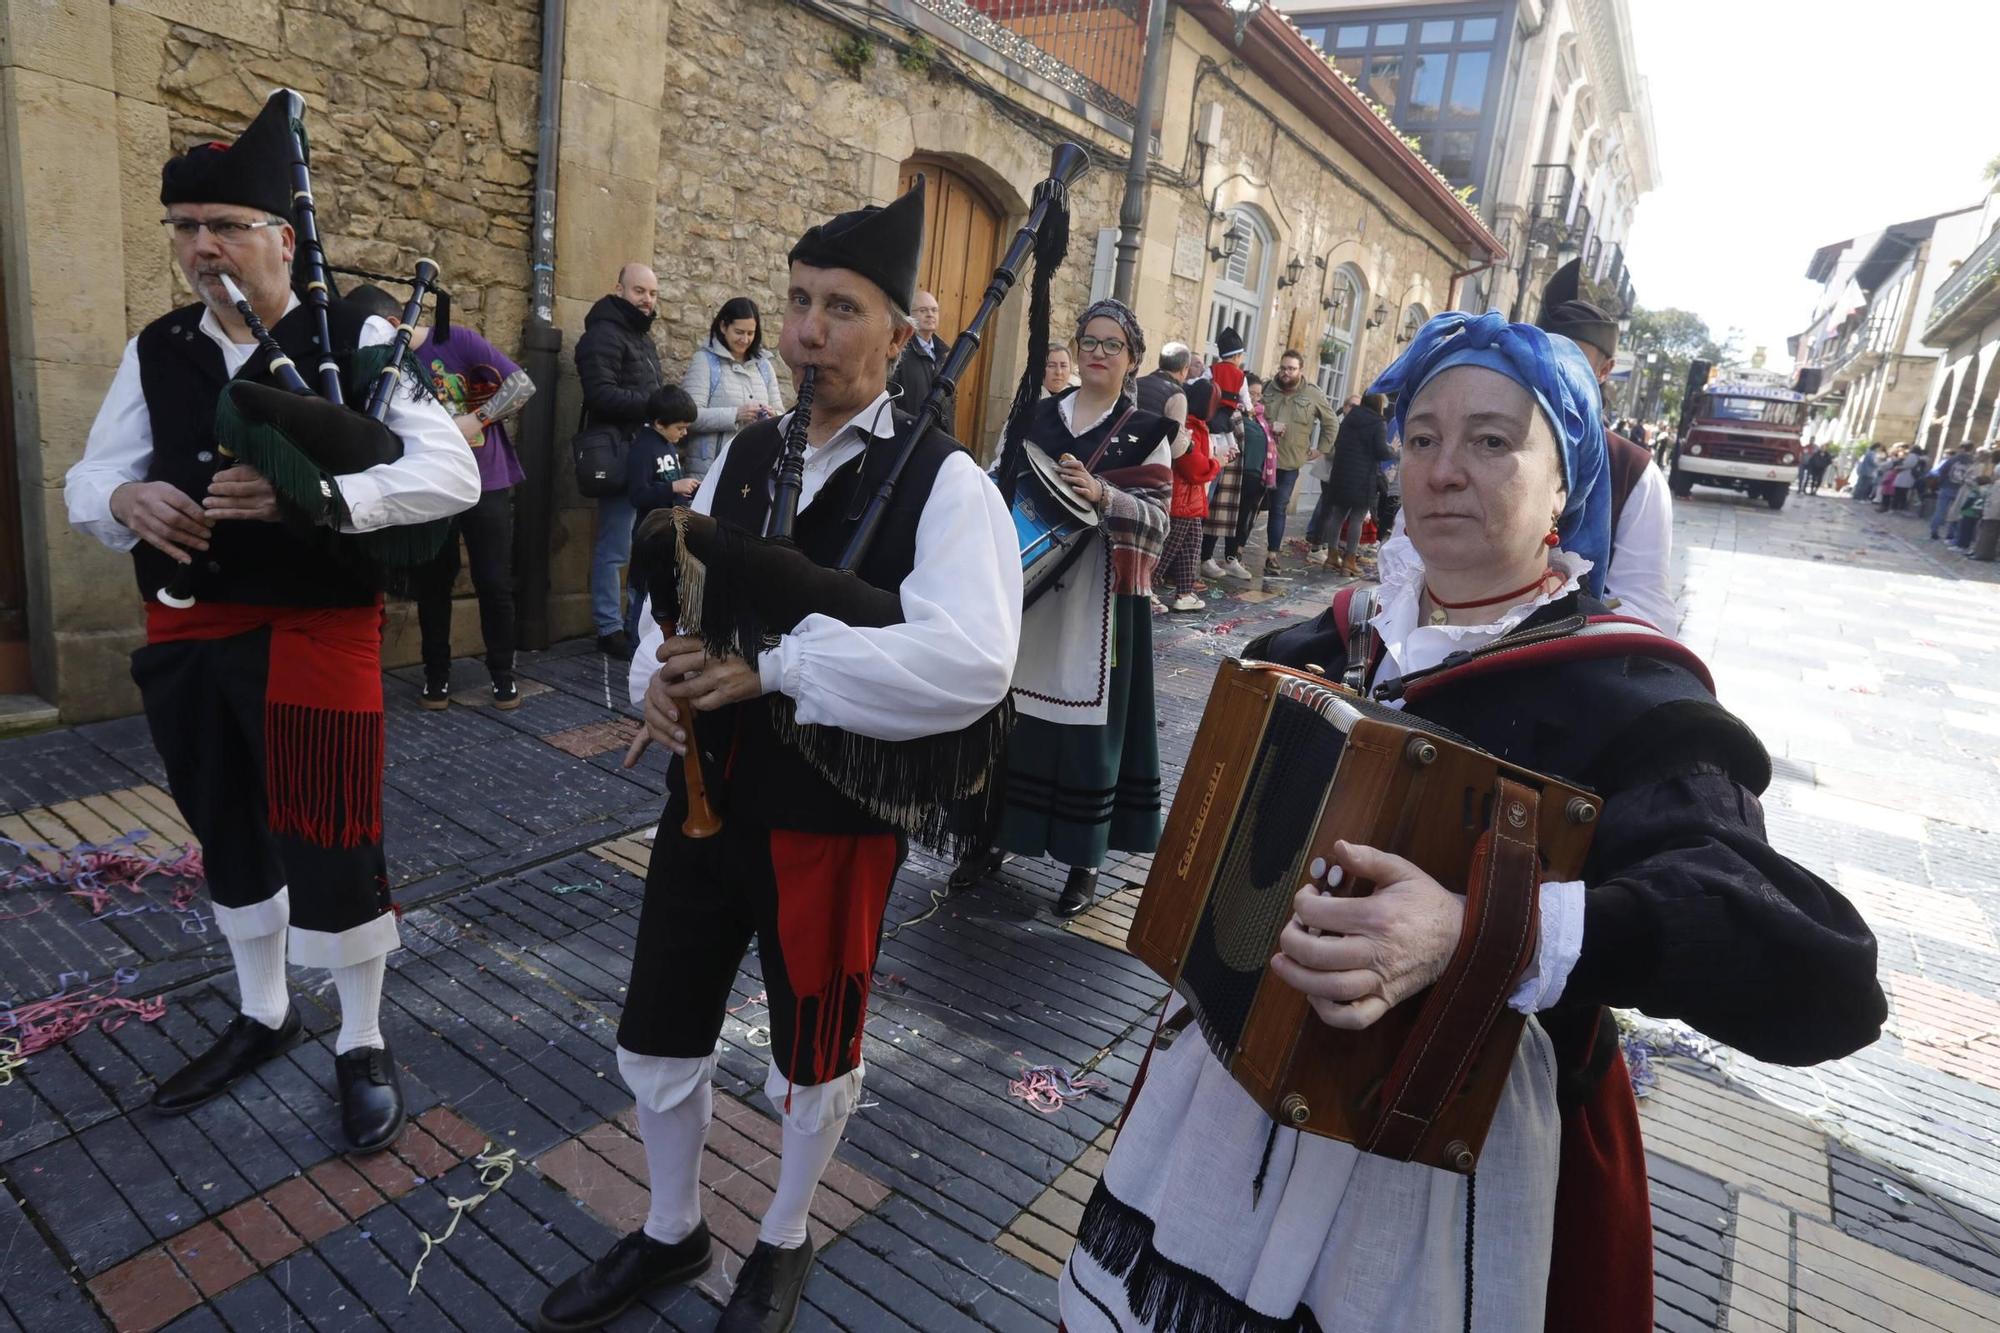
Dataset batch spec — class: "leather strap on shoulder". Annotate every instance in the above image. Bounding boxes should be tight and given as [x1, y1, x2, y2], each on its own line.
[1362, 775, 1542, 1165]
[1391, 616, 1716, 703]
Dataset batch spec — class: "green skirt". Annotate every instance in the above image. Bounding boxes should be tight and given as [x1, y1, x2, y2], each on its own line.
[996, 595, 1162, 868]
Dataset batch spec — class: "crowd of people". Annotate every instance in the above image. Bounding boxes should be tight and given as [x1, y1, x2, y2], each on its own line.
[55, 98, 1887, 1333]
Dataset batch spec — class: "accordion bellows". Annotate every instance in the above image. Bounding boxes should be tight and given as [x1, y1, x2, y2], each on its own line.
[1130, 659, 1600, 1172]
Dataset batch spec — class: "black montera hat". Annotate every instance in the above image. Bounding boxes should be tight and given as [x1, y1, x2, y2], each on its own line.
[1537, 259, 1619, 360]
[788, 177, 926, 314]
[160, 95, 294, 219]
[1215, 326, 1246, 359]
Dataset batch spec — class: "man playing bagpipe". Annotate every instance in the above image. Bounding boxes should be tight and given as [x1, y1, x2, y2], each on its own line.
[539, 180, 1022, 1332]
[64, 95, 478, 1154]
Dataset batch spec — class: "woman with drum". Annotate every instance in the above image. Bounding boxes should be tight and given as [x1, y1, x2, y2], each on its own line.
[953, 299, 1177, 918]
[1060, 312, 1884, 1333]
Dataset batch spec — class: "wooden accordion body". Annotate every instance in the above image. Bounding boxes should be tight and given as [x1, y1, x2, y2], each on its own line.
[1129, 659, 1600, 1173]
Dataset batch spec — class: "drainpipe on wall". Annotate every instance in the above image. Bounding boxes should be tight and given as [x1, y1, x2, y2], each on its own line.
[1113, 0, 1170, 305]
[513, 0, 565, 650]
[1448, 257, 1500, 312]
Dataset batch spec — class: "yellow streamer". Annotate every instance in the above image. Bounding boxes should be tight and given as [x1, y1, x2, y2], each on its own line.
[0, 1035, 24, 1086]
[406, 1144, 518, 1294]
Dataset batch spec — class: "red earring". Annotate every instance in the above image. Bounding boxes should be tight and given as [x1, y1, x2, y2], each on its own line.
[1544, 524, 1561, 548]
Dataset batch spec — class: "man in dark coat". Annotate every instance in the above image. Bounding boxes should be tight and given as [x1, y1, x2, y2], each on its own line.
[1134, 341, 1191, 443]
[888, 289, 953, 426]
[575, 263, 663, 657]
[1306, 392, 1393, 575]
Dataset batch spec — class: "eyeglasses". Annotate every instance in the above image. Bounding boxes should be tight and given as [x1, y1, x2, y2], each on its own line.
[161, 217, 285, 243]
[1076, 335, 1128, 356]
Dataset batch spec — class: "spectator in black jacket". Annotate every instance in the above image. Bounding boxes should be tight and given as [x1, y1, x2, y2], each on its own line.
[1307, 392, 1393, 576]
[574, 263, 663, 657]
[622, 385, 699, 641]
[890, 289, 952, 423]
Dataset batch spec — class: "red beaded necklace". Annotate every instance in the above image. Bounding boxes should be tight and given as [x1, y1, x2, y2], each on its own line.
[1422, 566, 1565, 625]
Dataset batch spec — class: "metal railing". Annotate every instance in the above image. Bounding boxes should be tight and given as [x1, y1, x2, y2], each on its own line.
[1527, 163, 1576, 226]
[1824, 317, 1887, 377]
[911, 0, 1148, 121]
[1925, 220, 2000, 341]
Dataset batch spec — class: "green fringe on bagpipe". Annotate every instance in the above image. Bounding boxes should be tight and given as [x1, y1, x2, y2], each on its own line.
[212, 342, 452, 573]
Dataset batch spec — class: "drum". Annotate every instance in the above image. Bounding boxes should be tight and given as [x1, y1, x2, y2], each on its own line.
[1012, 442, 1100, 608]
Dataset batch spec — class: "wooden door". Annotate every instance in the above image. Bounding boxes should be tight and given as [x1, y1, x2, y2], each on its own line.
[900, 157, 1002, 451]
[0, 234, 28, 694]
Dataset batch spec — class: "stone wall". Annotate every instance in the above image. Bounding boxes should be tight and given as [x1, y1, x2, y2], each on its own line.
[645, 0, 1130, 452]
[1155, 16, 1462, 391]
[120, 0, 541, 343]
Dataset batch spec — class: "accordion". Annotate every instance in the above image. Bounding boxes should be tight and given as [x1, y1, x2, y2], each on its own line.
[1129, 659, 1600, 1172]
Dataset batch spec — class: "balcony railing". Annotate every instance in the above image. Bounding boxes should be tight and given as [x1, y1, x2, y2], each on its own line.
[910, 0, 1148, 121]
[1924, 221, 2000, 343]
[1527, 163, 1577, 226]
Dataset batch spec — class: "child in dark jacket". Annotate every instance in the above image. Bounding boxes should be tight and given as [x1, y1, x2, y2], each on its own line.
[623, 385, 699, 639]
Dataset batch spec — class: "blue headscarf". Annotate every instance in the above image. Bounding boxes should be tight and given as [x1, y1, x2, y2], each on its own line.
[1368, 310, 1612, 597]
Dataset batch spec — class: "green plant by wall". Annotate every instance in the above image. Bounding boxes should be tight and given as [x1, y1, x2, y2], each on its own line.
[899, 34, 937, 75]
[832, 33, 874, 79]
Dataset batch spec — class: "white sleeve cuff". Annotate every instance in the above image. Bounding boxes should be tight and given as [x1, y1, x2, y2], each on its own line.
[334, 472, 382, 531]
[759, 636, 793, 700]
[629, 604, 663, 708]
[1508, 880, 1586, 1014]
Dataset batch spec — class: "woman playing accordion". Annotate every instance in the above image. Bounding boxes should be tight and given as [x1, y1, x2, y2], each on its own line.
[1059, 313, 1885, 1333]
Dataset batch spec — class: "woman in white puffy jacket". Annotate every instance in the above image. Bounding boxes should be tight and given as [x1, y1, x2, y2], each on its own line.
[678, 296, 785, 477]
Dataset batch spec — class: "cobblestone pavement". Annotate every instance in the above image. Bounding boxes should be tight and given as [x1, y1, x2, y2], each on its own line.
[0, 482, 1995, 1332]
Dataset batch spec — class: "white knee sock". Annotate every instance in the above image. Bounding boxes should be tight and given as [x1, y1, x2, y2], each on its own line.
[636, 1082, 712, 1245]
[329, 955, 386, 1055]
[227, 928, 290, 1029]
[759, 1110, 847, 1250]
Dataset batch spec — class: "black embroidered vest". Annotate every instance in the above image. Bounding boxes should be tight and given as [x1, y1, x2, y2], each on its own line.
[132, 301, 378, 607]
[699, 411, 962, 835]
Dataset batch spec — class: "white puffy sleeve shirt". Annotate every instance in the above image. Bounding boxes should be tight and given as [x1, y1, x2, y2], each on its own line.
[65, 300, 477, 551]
[630, 392, 1022, 742]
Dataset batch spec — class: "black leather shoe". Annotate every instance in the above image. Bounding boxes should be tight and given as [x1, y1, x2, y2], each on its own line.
[537, 1225, 713, 1332]
[948, 846, 1004, 890]
[1054, 867, 1100, 919]
[717, 1237, 815, 1333]
[151, 1008, 300, 1115]
[597, 630, 635, 660]
[335, 1044, 406, 1155]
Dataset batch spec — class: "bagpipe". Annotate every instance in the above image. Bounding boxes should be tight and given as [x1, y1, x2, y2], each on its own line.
[158, 88, 450, 609]
[636, 140, 1091, 851]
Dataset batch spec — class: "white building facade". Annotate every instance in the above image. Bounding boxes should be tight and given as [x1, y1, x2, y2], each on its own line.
[1791, 206, 1984, 452]
[1917, 190, 2000, 458]
[1274, 0, 1657, 319]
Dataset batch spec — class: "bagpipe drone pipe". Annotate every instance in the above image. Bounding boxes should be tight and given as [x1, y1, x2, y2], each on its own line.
[159, 88, 451, 608]
[634, 140, 1092, 854]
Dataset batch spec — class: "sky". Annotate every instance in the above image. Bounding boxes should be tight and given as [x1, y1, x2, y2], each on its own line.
[1621, 0, 1996, 369]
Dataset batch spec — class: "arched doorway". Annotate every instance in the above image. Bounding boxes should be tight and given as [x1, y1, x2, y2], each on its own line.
[900, 156, 1002, 450]
[1318, 263, 1365, 402]
[1208, 205, 1273, 362]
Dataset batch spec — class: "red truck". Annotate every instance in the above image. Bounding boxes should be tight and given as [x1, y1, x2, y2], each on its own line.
[1667, 375, 1808, 511]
